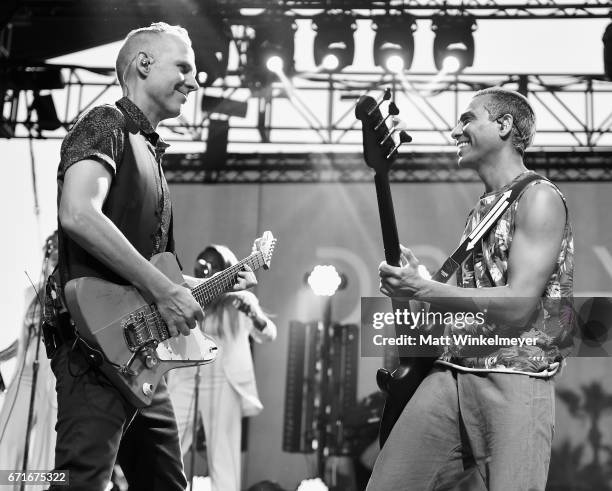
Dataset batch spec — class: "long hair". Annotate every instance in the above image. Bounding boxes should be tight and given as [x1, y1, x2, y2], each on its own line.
[198, 244, 242, 338]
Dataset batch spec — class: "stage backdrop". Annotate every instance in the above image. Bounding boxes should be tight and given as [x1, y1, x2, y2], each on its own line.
[170, 180, 612, 490]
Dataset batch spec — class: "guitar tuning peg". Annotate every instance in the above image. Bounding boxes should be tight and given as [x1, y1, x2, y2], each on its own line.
[367, 88, 392, 116]
[375, 101, 401, 131]
[399, 130, 412, 143]
[386, 130, 413, 159]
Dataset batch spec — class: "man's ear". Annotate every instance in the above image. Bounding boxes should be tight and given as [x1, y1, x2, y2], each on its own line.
[498, 113, 514, 139]
[135, 52, 153, 77]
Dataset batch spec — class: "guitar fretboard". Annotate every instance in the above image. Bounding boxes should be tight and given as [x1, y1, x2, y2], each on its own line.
[149, 251, 266, 343]
[191, 252, 265, 308]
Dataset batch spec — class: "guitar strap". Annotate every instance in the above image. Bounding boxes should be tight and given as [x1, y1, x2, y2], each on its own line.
[431, 172, 544, 284]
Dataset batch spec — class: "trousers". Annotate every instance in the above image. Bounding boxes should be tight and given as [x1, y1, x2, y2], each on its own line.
[366, 367, 555, 491]
[168, 361, 243, 491]
[48, 343, 187, 491]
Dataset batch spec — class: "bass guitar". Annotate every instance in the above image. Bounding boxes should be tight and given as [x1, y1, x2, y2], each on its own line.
[355, 92, 436, 446]
[64, 231, 276, 407]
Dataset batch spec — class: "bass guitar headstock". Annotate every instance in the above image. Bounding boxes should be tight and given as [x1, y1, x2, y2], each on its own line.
[355, 88, 412, 175]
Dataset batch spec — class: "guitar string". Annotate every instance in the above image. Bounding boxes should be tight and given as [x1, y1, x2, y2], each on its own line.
[137, 251, 269, 343]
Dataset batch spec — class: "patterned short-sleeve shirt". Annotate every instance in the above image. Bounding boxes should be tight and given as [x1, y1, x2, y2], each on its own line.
[58, 97, 172, 254]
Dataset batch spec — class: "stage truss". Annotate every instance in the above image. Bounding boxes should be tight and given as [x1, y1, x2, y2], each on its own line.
[1, 1, 611, 182]
[162, 151, 612, 183]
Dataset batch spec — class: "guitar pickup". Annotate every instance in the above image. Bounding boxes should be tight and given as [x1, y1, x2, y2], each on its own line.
[123, 311, 156, 352]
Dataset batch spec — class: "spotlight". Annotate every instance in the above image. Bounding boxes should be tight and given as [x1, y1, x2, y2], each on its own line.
[321, 54, 340, 71]
[313, 13, 356, 72]
[307, 265, 346, 297]
[442, 56, 461, 74]
[197, 72, 208, 85]
[373, 14, 417, 73]
[266, 55, 284, 73]
[604, 22, 612, 80]
[432, 15, 477, 72]
[244, 14, 296, 88]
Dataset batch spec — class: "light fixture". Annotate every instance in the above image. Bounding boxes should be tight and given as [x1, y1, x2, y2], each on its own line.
[32, 93, 61, 131]
[432, 14, 477, 72]
[372, 14, 417, 73]
[604, 22, 612, 80]
[190, 17, 231, 87]
[312, 13, 356, 72]
[244, 14, 296, 88]
[3, 65, 65, 91]
[306, 265, 346, 297]
[201, 95, 248, 118]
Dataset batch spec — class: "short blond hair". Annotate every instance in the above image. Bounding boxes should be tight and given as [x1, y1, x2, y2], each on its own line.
[115, 22, 192, 89]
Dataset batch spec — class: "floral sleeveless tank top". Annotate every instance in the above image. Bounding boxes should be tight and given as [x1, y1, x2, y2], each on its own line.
[437, 171, 575, 373]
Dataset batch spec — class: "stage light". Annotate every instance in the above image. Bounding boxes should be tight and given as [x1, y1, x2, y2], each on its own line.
[266, 55, 284, 73]
[313, 13, 356, 72]
[191, 18, 231, 87]
[442, 55, 461, 74]
[307, 265, 346, 297]
[3, 65, 65, 90]
[32, 93, 61, 131]
[197, 72, 208, 85]
[244, 14, 296, 88]
[432, 15, 477, 72]
[604, 22, 612, 80]
[201, 95, 248, 118]
[386, 54, 405, 74]
[321, 54, 340, 71]
[373, 14, 417, 73]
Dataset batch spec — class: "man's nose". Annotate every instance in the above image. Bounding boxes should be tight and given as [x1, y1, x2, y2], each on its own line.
[450, 123, 462, 140]
[185, 73, 198, 93]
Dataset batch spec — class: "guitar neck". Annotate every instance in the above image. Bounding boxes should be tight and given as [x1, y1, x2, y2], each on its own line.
[191, 252, 265, 309]
[374, 172, 417, 366]
[374, 172, 401, 267]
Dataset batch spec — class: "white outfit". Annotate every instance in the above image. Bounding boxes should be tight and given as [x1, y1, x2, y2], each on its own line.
[167, 290, 276, 491]
[0, 293, 57, 491]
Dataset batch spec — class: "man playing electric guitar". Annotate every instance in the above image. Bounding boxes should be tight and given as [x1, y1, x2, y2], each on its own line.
[50, 23, 256, 491]
[368, 88, 574, 490]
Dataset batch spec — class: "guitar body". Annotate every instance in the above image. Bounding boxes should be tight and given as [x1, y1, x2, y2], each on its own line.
[376, 359, 435, 445]
[64, 252, 218, 407]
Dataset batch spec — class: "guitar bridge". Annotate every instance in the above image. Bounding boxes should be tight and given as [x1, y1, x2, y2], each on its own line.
[123, 310, 158, 352]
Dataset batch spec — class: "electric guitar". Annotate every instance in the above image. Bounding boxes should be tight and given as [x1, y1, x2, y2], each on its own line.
[64, 231, 277, 407]
[355, 92, 436, 446]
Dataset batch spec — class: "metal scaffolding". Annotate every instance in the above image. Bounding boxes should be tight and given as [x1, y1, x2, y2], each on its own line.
[3, 68, 612, 147]
[162, 150, 612, 183]
[1, 1, 611, 181]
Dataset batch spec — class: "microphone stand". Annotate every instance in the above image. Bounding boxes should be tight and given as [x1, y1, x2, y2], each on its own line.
[189, 365, 201, 491]
[20, 248, 51, 491]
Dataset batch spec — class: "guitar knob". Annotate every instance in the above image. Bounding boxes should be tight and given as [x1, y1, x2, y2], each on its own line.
[142, 383, 154, 397]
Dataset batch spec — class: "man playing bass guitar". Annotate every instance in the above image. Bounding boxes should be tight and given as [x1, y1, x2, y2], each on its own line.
[368, 88, 574, 491]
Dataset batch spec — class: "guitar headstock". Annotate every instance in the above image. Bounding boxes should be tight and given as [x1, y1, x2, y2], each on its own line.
[355, 90, 411, 175]
[252, 231, 276, 270]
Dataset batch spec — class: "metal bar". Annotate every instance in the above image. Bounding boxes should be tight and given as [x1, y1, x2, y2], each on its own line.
[531, 90, 584, 146]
